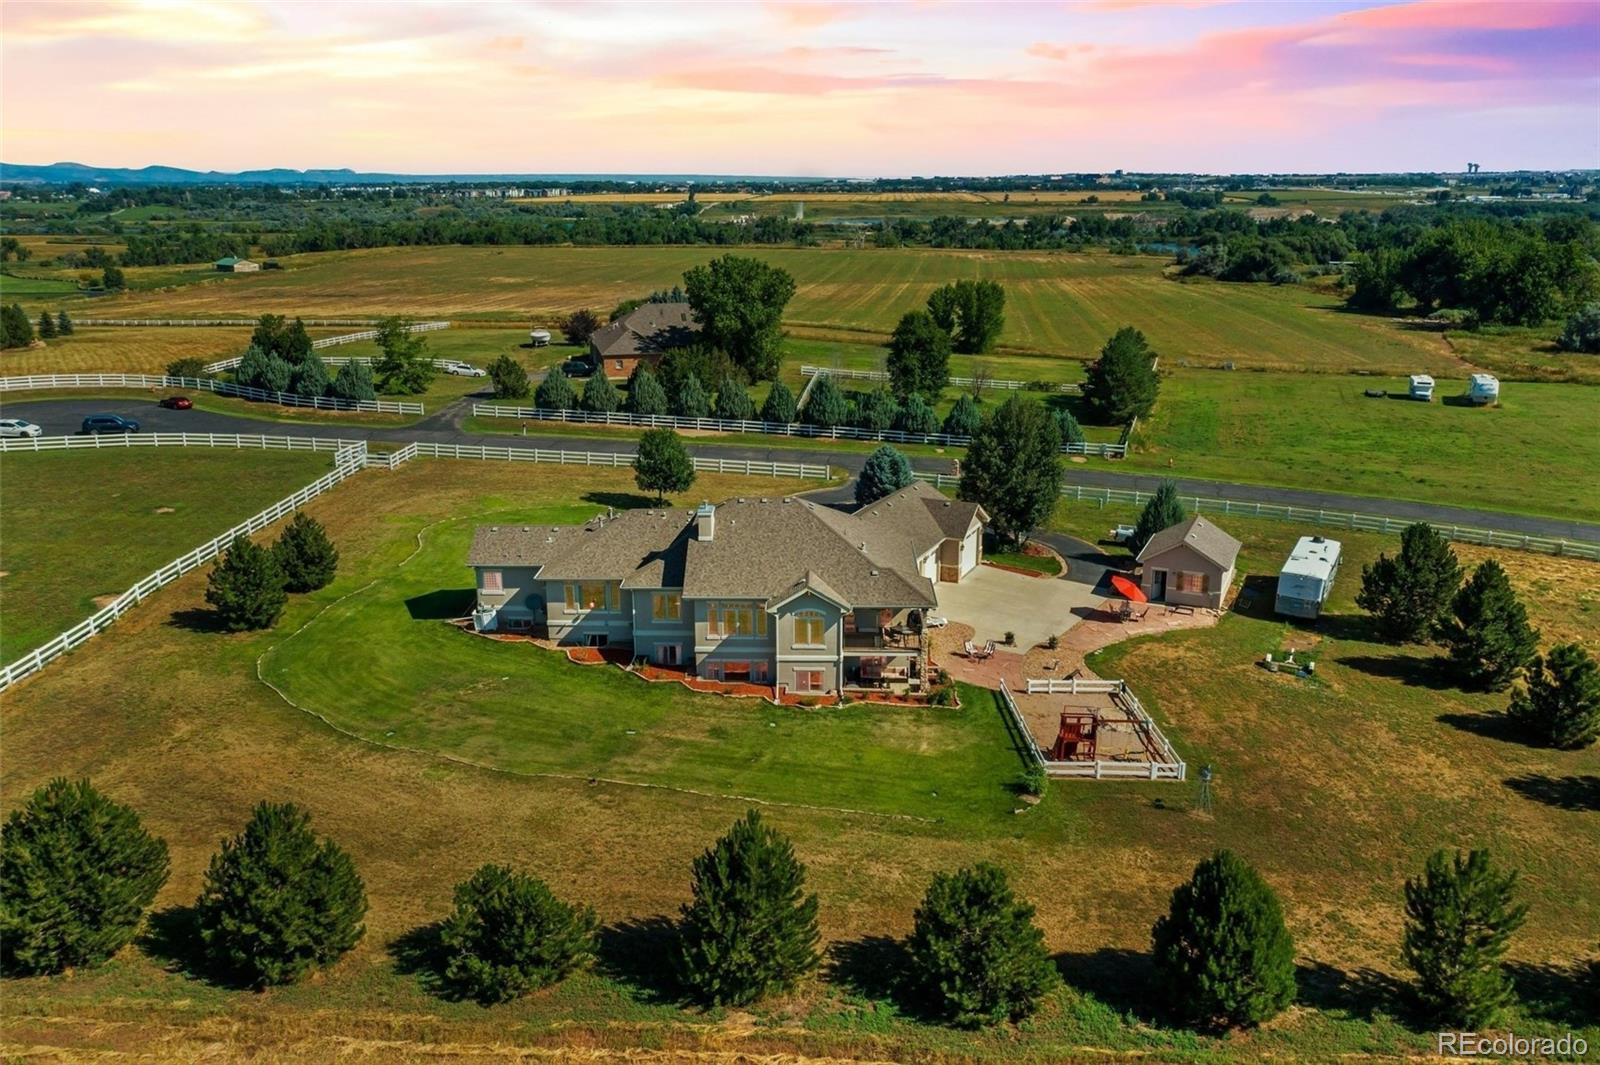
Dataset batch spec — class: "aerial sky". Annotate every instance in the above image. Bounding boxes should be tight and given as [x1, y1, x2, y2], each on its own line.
[3, 0, 1597, 176]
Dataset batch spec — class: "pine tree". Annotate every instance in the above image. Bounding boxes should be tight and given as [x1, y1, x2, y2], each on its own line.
[1356, 523, 1462, 643]
[204, 534, 287, 631]
[856, 445, 914, 506]
[1507, 643, 1599, 749]
[1129, 480, 1186, 555]
[1055, 408, 1085, 446]
[487, 354, 530, 400]
[851, 387, 899, 432]
[958, 396, 1062, 545]
[440, 864, 598, 1004]
[1402, 849, 1528, 1027]
[1151, 850, 1296, 1030]
[330, 359, 377, 402]
[906, 862, 1056, 1027]
[675, 810, 820, 1006]
[289, 354, 332, 398]
[1440, 560, 1539, 690]
[633, 428, 696, 504]
[802, 375, 849, 428]
[534, 368, 576, 410]
[897, 393, 940, 435]
[760, 379, 798, 423]
[56, 310, 74, 335]
[38, 309, 58, 339]
[271, 511, 339, 594]
[1082, 326, 1158, 423]
[942, 393, 982, 437]
[372, 317, 435, 395]
[673, 372, 710, 418]
[626, 366, 670, 416]
[581, 370, 621, 414]
[712, 373, 756, 421]
[1, 302, 36, 348]
[0, 779, 169, 975]
[195, 802, 367, 988]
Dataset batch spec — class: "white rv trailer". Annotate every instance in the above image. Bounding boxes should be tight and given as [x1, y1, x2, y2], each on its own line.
[1275, 536, 1343, 620]
[1466, 373, 1500, 405]
[1408, 374, 1435, 401]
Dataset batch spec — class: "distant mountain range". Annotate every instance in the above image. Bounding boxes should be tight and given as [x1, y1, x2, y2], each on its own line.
[0, 161, 818, 187]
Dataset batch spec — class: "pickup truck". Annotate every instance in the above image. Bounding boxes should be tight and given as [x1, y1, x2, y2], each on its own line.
[1109, 525, 1137, 544]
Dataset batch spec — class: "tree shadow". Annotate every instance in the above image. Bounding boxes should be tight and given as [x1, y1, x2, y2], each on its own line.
[1311, 612, 1375, 643]
[1503, 773, 1600, 812]
[1295, 961, 1408, 1023]
[1506, 959, 1599, 1026]
[137, 904, 251, 990]
[1340, 654, 1455, 691]
[404, 589, 474, 621]
[1053, 947, 1165, 1025]
[164, 607, 229, 634]
[594, 915, 683, 1005]
[1436, 710, 1524, 744]
[386, 920, 462, 1000]
[826, 935, 912, 1009]
[582, 491, 657, 512]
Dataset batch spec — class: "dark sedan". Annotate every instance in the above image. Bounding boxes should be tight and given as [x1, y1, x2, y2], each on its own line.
[80, 413, 141, 434]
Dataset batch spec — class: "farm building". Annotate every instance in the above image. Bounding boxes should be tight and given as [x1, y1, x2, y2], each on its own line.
[587, 302, 700, 379]
[1136, 515, 1241, 611]
[1274, 536, 1342, 620]
[213, 257, 260, 273]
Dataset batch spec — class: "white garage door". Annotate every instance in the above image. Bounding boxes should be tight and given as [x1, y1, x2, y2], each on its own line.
[960, 530, 979, 575]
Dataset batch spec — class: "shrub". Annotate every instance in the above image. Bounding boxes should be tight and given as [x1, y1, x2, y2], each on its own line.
[289, 355, 332, 399]
[928, 681, 958, 706]
[673, 372, 711, 419]
[942, 393, 981, 437]
[853, 387, 900, 432]
[1046, 634, 1060, 650]
[534, 368, 576, 410]
[204, 534, 287, 631]
[675, 810, 820, 1005]
[1151, 850, 1296, 1030]
[1506, 643, 1599, 749]
[1003, 630, 1015, 646]
[626, 366, 669, 416]
[487, 354, 530, 400]
[712, 372, 756, 421]
[1055, 408, 1085, 446]
[166, 356, 211, 379]
[1402, 849, 1527, 1026]
[581, 370, 621, 414]
[330, 359, 377, 403]
[440, 864, 597, 1004]
[760, 379, 797, 423]
[633, 428, 695, 504]
[272, 511, 339, 594]
[1357, 523, 1462, 643]
[195, 802, 367, 988]
[1018, 764, 1048, 797]
[907, 863, 1055, 1026]
[0, 779, 169, 975]
[1439, 560, 1539, 691]
[1558, 302, 1600, 354]
[856, 445, 914, 506]
[1129, 480, 1185, 556]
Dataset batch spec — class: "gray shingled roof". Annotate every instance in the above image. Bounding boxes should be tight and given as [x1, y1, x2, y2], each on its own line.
[1136, 515, 1242, 569]
[589, 302, 700, 359]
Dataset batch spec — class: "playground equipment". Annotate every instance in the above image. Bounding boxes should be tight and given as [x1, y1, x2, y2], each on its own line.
[1050, 709, 1101, 761]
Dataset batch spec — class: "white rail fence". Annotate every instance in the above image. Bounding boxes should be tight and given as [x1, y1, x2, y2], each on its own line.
[0, 442, 368, 692]
[75, 318, 417, 327]
[395, 439, 828, 479]
[0, 431, 360, 455]
[201, 321, 452, 373]
[913, 474, 1600, 561]
[472, 403, 1126, 458]
[800, 364, 1082, 395]
[1000, 677, 1186, 781]
[0, 373, 424, 415]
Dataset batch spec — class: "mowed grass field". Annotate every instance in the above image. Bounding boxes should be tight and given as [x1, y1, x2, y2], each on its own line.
[0, 448, 333, 660]
[89, 245, 1468, 374]
[1130, 371, 1600, 524]
[2, 458, 1595, 1062]
[0, 325, 355, 376]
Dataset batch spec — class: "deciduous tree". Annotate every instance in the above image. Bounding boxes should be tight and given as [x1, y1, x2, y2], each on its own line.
[886, 309, 952, 399]
[373, 317, 435, 395]
[958, 396, 1061, 545]
[562, 308, 601, 346]
[1082, 326, 1158, 423]
[926, 280, 1005, 354]
[487, 354, 530, 400]
[633, 428, 695, 504]
[683, 255, 796, 380]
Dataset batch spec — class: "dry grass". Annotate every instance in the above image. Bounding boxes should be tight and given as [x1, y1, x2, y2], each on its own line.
[0, 326, 337, 376]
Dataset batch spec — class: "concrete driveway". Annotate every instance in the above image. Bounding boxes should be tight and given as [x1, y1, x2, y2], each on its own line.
[932, 564, 1104, 650]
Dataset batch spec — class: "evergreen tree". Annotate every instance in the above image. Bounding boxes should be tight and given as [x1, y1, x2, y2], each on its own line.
[271, 511, 339, 594]
[289, 354, 332, 398]
[330, 359, 377, 402]
[1, 302, 35, 348]
[1402, 849, 1527, 1027]
[959, 396, 1061, 545]
[1129, 480, 1186, 555]
[1055, 408, 1085, 446]
[853, 387, 900, 432]
[0, 779, 169, 975]
[372, 317, 435, 395]
[1151, 850, 1297, 1030]
[101, 265, 125, 290]
[802, 375, 849, 428]
[942, 393, 982, 437]
[1082, 326, 1159, 423]
[534, 368, 576, 410]
[38, 309, 58, 339]
[581, 369, 621, 414]
[440, 864, 598, 1004]
[204, 534, 288, 631]
[712, 373, 756, 421]
[897, 393, 940, 436]
[856, 445, 914, 506]
[282, 318, 314, 364]
[906, 862, 1056, 1027]
[673, 371, 711, 418]
[1507, 643, 1599, 749]
[626, 366, 670, 416]
[633, 428, 696, 504]
[195, 802, 367, 988]
[487, 353, 530, 400]
[675, 810, 820, 1006]
[760, 379, 798, 423]
[886, 309, 952, 398]
[1440, 560, 1539, 690]
[56, 310, 74, 335]
[1357, 523, 1463, 643]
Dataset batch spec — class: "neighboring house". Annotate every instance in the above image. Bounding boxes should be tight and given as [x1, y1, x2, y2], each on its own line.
[467, 481, 988, 698]
[1136, 515, 1241, 610]
[214, 257, 260, 273]
[587, 302, 700, 379]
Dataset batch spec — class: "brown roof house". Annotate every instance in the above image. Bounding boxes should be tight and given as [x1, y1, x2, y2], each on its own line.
[467, 481, 987, 698]
[1136, 515, 1241, 611]
[587, 302, 700, 380]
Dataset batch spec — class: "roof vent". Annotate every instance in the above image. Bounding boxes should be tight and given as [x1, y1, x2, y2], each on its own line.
[870, 568, 879, 576]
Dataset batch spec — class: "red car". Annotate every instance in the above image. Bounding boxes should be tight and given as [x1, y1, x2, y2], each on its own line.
[159, 396, 193, 410]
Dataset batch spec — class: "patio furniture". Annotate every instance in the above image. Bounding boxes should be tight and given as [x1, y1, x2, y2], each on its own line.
[1044, 658, 1060, 671]
[963, 640, 978, 658]
[982, 640, 997, 658]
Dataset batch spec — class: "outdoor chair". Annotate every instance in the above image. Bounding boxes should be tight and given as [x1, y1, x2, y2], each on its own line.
[963, 640, 977, 658]
[982, 640, 997, 658]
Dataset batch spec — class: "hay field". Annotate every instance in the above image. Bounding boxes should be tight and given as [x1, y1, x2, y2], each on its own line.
[0, 325, 345, 375]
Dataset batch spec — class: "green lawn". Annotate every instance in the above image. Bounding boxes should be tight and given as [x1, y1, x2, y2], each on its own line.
[0, 448, 334, 660]
[0, 271, 85, 299]
[985, 548, 1064, 577]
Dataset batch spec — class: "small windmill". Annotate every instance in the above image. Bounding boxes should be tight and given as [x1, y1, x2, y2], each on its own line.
[1195, 764, 1214, 816]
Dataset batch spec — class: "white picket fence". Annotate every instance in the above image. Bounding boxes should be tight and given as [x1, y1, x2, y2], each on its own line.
[0, 442, 368, 692]
[0, 373, 424, 415]
[800, 364, 1081, 395]
[1000, 677, 1186, 781]
[201, 321, 452, 373]
[472, 403, 1126, 458]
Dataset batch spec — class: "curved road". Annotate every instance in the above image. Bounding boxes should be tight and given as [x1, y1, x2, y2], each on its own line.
[6, 395, 1597, 545]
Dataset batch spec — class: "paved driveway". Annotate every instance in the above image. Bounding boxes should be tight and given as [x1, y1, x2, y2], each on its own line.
[932, 564, 1104, 650]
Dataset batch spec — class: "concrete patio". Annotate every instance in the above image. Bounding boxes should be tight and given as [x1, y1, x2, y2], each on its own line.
[932, 562, 1104, 650]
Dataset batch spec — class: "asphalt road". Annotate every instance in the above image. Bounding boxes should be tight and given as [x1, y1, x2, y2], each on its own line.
[6, 395, 1597, 545]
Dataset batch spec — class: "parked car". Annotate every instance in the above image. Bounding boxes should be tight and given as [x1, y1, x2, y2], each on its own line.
[80, 413, 141, 434]
[159, 396, 194, 410]
[444, 361, 487, 377]
[0, 418, 42, 438]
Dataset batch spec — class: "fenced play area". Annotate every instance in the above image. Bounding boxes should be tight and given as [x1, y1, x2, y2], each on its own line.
[999, 676, 1186, 781]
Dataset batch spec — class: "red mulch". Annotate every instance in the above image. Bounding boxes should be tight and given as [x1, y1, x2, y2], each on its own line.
[564, 646, 633, 667]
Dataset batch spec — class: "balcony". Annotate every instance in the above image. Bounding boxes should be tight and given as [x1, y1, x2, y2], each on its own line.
[842, 626, 921, 654]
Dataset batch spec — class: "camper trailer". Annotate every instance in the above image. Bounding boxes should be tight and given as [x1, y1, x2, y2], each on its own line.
[529, 329, 552, 347]
[1275, 536, 1342, 620]
[1408, 374, 1435, 401]
[1466, 373, 1499, 405]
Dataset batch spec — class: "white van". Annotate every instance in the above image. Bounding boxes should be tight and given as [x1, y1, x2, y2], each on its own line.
[1275, 536, 1342, 620]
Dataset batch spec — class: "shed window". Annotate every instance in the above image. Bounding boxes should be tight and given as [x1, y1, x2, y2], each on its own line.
[1177, 571, 1209, 594]
[481, 570, 502, 592]
[794, 610, 825, 648]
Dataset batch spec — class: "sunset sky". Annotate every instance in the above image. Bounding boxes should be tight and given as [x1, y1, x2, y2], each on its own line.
[3, 0, 1597, 176]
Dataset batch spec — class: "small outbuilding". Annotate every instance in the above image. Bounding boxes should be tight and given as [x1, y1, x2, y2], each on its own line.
[1136, 515, 1241, 611]
[1275, 535, 1342, 619]
[214, 257, 260, 273]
